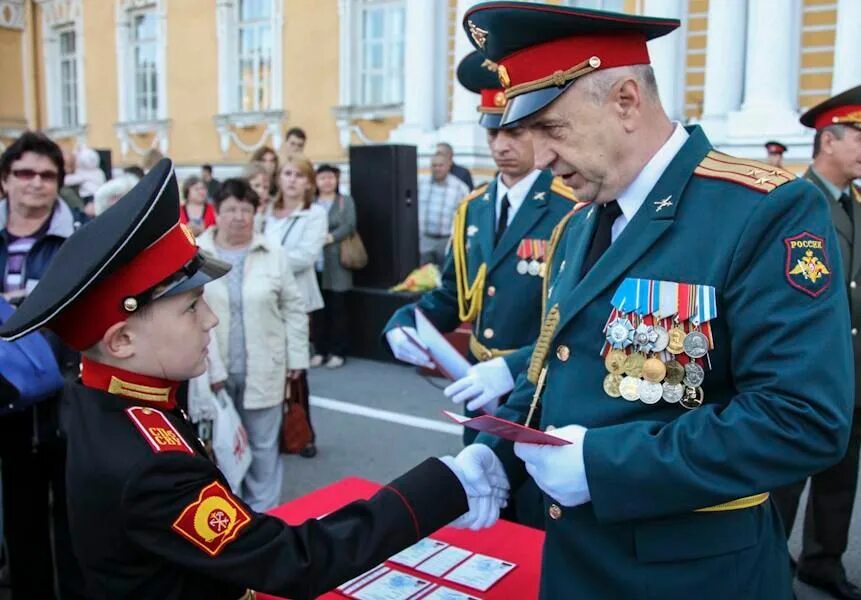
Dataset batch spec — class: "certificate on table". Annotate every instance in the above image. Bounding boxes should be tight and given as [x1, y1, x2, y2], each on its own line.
[415, 546, 473, 577]
[418, 585, 481, 600]
[414, 309, 470, 381]
[443, 554, 517, 591]
[388, 538, 449, 568]
[351, 571, 432, 600]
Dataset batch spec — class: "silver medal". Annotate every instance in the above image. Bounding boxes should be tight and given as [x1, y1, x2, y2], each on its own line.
[632, 323, 657, 353]
[683, 330, 709, 359]
[638, 380, 663, 405]
[619, 376, 641, 401]
[528, 260, 541, 276]
[516, 260, 529, 275]
[606, 318, 634, 349]
[683, 362, 705, 387]
[651, 325, 669, 353]
[661, 382, 683, 403]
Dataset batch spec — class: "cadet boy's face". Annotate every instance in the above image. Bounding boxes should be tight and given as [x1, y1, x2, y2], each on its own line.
[523, 81, 629, 204]
[487, 126, 535, 179]
[123, 288, 218, 381]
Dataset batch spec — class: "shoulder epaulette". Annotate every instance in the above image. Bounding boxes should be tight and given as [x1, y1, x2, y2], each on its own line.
[694, 150, 796, 193]
[125, 406, 194, 455]
[550, 177, 577, 201]
[461, 182, 490, 206]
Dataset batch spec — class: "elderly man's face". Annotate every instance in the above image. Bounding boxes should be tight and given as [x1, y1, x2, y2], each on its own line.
[522, 81, 626, 204]
[829, 126, 861, 182]
[431, 157, 450, 182]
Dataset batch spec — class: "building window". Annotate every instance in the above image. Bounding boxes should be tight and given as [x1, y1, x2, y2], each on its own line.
[131, 9, 159, 122]
[359, 1, 404, 106]
[237, 0, 272, 112]
[57, 27, 79, 128]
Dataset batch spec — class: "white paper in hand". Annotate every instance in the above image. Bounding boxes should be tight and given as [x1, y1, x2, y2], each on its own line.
[414, 308, 470, 380]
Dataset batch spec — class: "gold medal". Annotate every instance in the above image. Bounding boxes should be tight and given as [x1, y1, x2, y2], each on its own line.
[623, 352, 646, 378]
[642, 357, 667, 383]
[604, 349, 627, 375]
[603, 374, 622, 398]
[664, 360, 685, 384]
[667, 325, 687, 355]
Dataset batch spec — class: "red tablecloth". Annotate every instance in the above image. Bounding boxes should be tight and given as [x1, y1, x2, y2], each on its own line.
[258, 477, 544, 599]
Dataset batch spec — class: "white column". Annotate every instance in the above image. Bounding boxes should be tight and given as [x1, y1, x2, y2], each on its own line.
[643, 0, 685, 121]
[832, 0, 861, 94]
[727, 0, 803, 139]
[215, 0, 234, 115]
[449, 0, 480, 124]
[697, 0, 746, 141]
[401, 0, 436, 130]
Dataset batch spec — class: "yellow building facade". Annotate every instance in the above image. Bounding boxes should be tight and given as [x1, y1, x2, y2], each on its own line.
[0, 0, 857, 178]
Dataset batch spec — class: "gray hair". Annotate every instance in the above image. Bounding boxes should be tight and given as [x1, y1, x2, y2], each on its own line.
[93, 174, 139, 216]
[579, 65, 660, 105]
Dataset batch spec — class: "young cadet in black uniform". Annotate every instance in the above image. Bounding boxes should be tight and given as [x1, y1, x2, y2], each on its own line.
[0, 159, 509, 600]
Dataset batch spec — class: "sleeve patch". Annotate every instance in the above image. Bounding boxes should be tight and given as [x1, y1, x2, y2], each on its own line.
[784, 232, 832, 298]
[125, 406, 194, 455]
[171, 481, 252, 557]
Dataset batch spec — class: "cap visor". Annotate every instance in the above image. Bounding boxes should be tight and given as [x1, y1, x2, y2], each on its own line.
[479, 112, 504, 129]
[500, 82, 574, 126]
[161, 251, 230, 298]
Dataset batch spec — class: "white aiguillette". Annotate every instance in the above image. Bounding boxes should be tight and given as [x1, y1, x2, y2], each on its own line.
[411, 308, 471, 381]
[443, 411, 571, 446]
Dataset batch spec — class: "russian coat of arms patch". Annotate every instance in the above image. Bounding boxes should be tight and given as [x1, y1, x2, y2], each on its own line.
[784, 231, 832, 298]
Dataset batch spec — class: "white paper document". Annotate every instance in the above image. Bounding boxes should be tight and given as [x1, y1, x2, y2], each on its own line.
[388, 538, 449, 568]
[443, 553, 516, 591]
[414, 309, 471, 380]
[414, 546, 473, 577]
[337, 565, 389, 594]
[352, 570, 432, 600]
[419, 586, 481, 600]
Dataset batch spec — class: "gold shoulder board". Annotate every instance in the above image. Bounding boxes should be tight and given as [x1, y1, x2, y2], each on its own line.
[694, 150, 796, 193]
[550, 177, 577, 201]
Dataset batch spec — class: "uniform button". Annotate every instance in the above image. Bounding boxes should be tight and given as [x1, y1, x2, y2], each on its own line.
[852, 281, 857, 289]
[549, 503, 563, 520]
[487, 286, 496, 297]
[853, 328, 858, 336]
[483, 328, 494, 339]
[556, 345, 570, 362]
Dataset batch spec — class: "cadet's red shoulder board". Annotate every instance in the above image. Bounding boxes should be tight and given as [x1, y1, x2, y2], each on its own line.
[125, 406, 194, 455]
[172, 481, 252, 557]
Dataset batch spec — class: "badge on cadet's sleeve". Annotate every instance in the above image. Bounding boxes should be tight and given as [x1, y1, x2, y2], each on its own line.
[784, 232, 832, 298]
[172, 481, 251, 557]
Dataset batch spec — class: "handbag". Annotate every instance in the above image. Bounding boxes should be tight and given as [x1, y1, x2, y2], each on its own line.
[280, 374, 312, 454]
[211, 389, 251, 494]
[0, 296, 64, 416]
[338, 196, 368, 270]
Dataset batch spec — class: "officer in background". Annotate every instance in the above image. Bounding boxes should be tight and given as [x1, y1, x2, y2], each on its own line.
[772, 85, 861, 600]
[0, 160, 508, 599]
[765, 140, 788, 168]
[460, 3, 853, 598]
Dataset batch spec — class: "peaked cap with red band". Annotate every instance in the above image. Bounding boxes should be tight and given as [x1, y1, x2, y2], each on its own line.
[0, 159, 229, 350]
[463, 1, 680, 126]
[457, 50, 508, 129]
[765, 141, 788, 155]
[800, 84, 861, 131]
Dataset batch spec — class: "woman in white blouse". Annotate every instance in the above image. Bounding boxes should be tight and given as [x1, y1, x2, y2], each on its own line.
[264, 154, 326, 458]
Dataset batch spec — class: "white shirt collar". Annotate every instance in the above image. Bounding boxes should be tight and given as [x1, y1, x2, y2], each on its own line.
[615, 123, 689, 227]
[495, 169, 543, 225]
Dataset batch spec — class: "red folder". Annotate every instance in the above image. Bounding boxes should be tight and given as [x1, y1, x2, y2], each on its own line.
[443, 411, 571, 446]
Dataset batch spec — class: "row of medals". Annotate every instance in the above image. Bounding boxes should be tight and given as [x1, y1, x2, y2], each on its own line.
[602, 319, 709, 410]
[516, 258, 545, 277]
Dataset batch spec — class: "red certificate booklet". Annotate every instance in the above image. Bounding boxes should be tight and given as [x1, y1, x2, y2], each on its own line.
[443, 411, 571, 446]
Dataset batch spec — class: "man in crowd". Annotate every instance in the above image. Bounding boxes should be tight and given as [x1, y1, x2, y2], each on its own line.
[772, 84, 861, 600]
[285, 127, 307, 154]
[0, 132, 86, 598]
[201, 163, 220, 201]
[458, 3, 853, 597]
[765, 140, 788, 168]
[0, 158, 509, 599]
[418, 153, 470, 266]
[437, 141, 474, 191]
[385, 51, 576, 527]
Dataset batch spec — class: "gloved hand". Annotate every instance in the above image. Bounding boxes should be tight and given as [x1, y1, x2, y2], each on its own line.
[440, 444, 510, 531]
[385, 327, 435, 369]
[443, 357, 514, 412]
[514, 424, 590, 507]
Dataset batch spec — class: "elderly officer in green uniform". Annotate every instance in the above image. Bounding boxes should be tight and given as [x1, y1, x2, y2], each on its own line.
[772, 85, 861, 600]
[0, 160, 509, 599]
[456, 3, 855, 598]
[384, 51, 576, 435]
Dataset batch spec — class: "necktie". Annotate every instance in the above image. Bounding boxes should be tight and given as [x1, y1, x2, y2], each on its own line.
[495, 194, 510, 247]
[581, 200, 623, 277]
[839, 193, 854, 222]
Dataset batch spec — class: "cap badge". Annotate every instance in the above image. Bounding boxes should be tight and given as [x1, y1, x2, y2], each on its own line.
[493, 91, 506, 107]
[468, 20, 488, 49]
[480, 59, 498, 73]
[497, 65, 511, 88]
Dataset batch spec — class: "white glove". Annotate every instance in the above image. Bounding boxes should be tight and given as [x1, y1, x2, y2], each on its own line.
[443, 357, 514, 412]
[514, 424, 590, 507]
[440, 444, 510, 531]
[386, 327, 435, 368]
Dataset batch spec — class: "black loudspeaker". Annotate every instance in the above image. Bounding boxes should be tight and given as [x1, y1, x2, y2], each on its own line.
[349, 145, 419, 289]
[346, 287, 422, 362]
[95, 149, 112, 182]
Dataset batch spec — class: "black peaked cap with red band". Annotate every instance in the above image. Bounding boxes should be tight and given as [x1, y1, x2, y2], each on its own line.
[457, 50, 508, 129]
[0, 158, 229, 350]
[800, 84, 861, 131]
[463, 1, 680, 126]
[765, 141, 788, 155]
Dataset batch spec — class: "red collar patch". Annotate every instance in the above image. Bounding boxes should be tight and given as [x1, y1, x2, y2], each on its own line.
[784, 232, 832, 298]
[81, 358, 180, 409]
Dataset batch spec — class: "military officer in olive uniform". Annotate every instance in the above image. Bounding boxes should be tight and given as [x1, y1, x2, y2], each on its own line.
[457, 3, 854, 598]
[772, 85, 861, 600]
[384, 51, 576, 436]
[0, 160, 509, 599]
